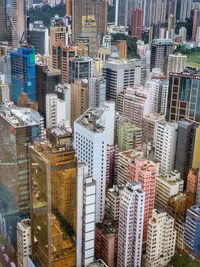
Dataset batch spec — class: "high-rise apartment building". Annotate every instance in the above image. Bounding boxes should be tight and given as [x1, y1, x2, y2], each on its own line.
[17, 219, 32, 267]
[0, 0, 26, 47]
[115, 40, 127, 60]
[154, 120, 178, 174]
[95, 220, 118, 267]
[142, 114, 165, 142]
[117, 182, 145, 267]
[150, 39, 173, 72]
[155, 171, 184, 212]
[69, 56, 93, 83]
[29, 127, 77, 267]
[36, 63, 61, 120]
[118, 86, 150, 128]
[184, 205, 200, 254]
[146, 210, 176, 267]
[74, 102, 115, 222]
[175, 119, 200, 182]
[117, 121, 142, 151]
[46, 93, 67, 128]
[103, 59, 142, 103]
[29, 21, 49, 55]
[117, 150, 157, 240]
[71, 79, 88, 125]
[10, 46, 36, 103]
[131, 9, 143, 39]
[177, 0, 192, 21]
[77, 163, 96, 266]
[192, 10, 200, 41]
[88, 76, 106, 108]
[166, 70, 200, 123]
[0, 102, 44, 216]
[147, 79, 169, 115]
[0, 81, 10, 102]
[106, 186, 122, 221]
[167, 53, 187, 76]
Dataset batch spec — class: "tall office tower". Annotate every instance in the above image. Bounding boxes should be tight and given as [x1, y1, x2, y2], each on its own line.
[0, 0, 26, 47]
[117, 182, 145, 267]
[131, 9, 143, 39]
[175, 119, 200, 182]
[106, 145, 118, 189]
[50, 16, 66, 49]
[196, 170, 200, 205]
[150, 39, 173, 72]
[52, 45, 77, 83]
[103, 59, 142, 103]
[0, 81, 10, 102]
[117, 150, 157, 240]
[167, 53, 187, 76]
[17, 219, 32, 267]
[106, 186, 122, 221]
[94, 0, 107, 35]
[154, 121, 178, 175]
[142, 114, 165, 142]
[147, 79, 169, 115]
[71, 79, 88, 125]
[155, 171, 183, 212]
[179, 27, 187, 42]
[77, 163, 96, 266]
[192, 10, 200, 41]
[187, 169, 198, 194]
[46, 93, 67, 128]
[74, 102, 115, 222]
[29, 127, 77, 267]
[184, 205, 200, 254]
[29, 21, 49, 55]
[119, 86, 150, 128]
[10, 46, 36, 103]
[95, 220, 118, 267]
[177, 0, 192, 21]
[146, 210, 176, 267]
[166, 70, 200, 123]
[115, 40, 127, 60]
[36, 63, 61, 120]
[168, 14, 176, 33]
[55, 83, 72, 125]
[88, 76, 106, 108]
[117, 121, 142, 151]
[0, 103, 44, 216]
[196, 26, 200, 44]
[72, 0, 107, 40]
[69, 56, 93, 83]
[82, 16, 98, 58]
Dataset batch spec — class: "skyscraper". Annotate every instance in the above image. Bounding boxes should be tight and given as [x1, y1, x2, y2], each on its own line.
[166, 70, 200, 123]
[10, 46, 36, 103]
[150, 39, 173, 72]
[146, 210, 176, 267]
[74, 102, 115, 222]
[154, 120, 178, 175]
[0, 102, 44, 216]
[69, 56, 93, 83]
[0, 0, 26, 47]
[117, 182, 145, 267]
[88, 76, 106, 108]
[131, 9, 143, 39]
[29, 127, 77, 267]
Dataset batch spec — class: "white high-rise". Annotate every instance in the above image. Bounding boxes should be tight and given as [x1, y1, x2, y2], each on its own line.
[88, 76, 106, 108]
[147, 79, 169, 115]
[17, 219, 32, 267]
[76, 163, 96, 267]
[146, 210, 176, 267]
[167, 53, 187, 76]
[46, 93, 67, 128]
[74, 102, 115, 222]
[154, 121, 178, 175]
[117, 182, 145, 267]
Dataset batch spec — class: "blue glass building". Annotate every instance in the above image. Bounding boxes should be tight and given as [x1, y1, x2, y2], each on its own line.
[10, 46, 36, 103]
[184, 205, 200, 254]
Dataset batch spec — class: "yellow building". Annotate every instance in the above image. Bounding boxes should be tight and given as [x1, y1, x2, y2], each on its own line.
[29, 127, 77, 267]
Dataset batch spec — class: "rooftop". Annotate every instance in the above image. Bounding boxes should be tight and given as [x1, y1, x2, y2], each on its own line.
[0, 102, 43, 128]
[189, 205, 200, 216]
[88, 260, 108, 267]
